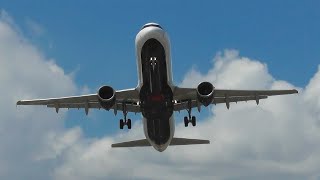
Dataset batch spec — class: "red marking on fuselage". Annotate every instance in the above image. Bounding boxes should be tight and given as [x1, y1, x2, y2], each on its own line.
[149, 94, 164, 101]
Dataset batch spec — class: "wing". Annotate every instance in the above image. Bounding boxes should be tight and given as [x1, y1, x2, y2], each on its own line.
[16, 88, 140, 115]
[173, 87, 298, 111]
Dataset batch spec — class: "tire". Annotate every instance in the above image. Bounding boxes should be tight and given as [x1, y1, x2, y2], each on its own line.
[127, 119, 132, 129]
[184, 116, 188, 127]
[120, 119, 124, 129]
[191, 116, 196, 126]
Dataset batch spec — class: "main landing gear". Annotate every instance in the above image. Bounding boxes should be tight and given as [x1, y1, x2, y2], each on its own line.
[120, 118, 131, 129]
[184, 100, 197, 127]
[119, 102, 131, 130]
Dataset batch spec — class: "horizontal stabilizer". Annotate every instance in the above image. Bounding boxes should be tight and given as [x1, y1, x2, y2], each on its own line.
[170, 138, 210, 145]
[112, 139, 151, 148]
[111, 138, 210, 148]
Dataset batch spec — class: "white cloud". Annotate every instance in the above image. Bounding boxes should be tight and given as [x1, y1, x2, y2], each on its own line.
[0, 10, 78, 180]
[180, 49, 273, 89]
[52, 50, 320, 180]
[1, 9, 320, 180]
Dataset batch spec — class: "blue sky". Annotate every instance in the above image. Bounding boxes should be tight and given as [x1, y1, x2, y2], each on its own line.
[2, 0, 319, 137]
[3, 0, 320, 86]
[1, 1, 320, 179]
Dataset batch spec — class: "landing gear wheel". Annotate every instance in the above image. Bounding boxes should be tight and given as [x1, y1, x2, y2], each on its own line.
[120, 119, 124, 129]
[184, 116, 189, 127]
[191, 116, 196, 126]
[127, 119, 132, 129]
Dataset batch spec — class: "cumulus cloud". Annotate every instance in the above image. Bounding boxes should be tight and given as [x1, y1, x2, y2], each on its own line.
[180, 49, 274, 89]
[52, 49, 320, 180]
[0, 10, 78, 180]
[1, 9, 320, 180]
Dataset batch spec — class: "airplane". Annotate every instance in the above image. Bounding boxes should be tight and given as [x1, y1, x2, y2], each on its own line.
[17, 23, 298, 152]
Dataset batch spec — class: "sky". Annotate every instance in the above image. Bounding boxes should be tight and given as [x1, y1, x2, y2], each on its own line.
[0, 0, 320, 179]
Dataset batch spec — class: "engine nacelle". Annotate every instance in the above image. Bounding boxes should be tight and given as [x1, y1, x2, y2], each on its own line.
[197, 82, 214, 107]
[97, 86, 116, 110]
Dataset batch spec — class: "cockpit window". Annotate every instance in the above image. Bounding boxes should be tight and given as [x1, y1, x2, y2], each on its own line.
[141, 23, 163, 30]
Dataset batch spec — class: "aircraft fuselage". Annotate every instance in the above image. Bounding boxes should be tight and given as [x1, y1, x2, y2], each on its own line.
[135, 23, 175, 152]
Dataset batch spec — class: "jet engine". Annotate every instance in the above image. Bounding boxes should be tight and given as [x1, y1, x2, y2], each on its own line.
[196, 82, 214, 107]
[97, 86, 116, 110]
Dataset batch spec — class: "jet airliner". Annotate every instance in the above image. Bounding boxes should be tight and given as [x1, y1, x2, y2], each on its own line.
[17, 23, 298, 152]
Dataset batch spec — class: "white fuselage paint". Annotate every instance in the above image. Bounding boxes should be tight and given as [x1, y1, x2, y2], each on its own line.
[135, 25, 175, 152]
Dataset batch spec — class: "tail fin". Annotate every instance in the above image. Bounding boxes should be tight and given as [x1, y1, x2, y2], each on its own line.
[111, 138, 210, 148]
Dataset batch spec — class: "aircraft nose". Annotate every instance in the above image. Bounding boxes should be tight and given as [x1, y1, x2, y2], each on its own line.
[141, 22, 163, 30]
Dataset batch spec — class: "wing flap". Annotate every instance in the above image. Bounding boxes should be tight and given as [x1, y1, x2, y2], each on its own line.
[46, 102, 140, 113]
[47, 102, 101, 109]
